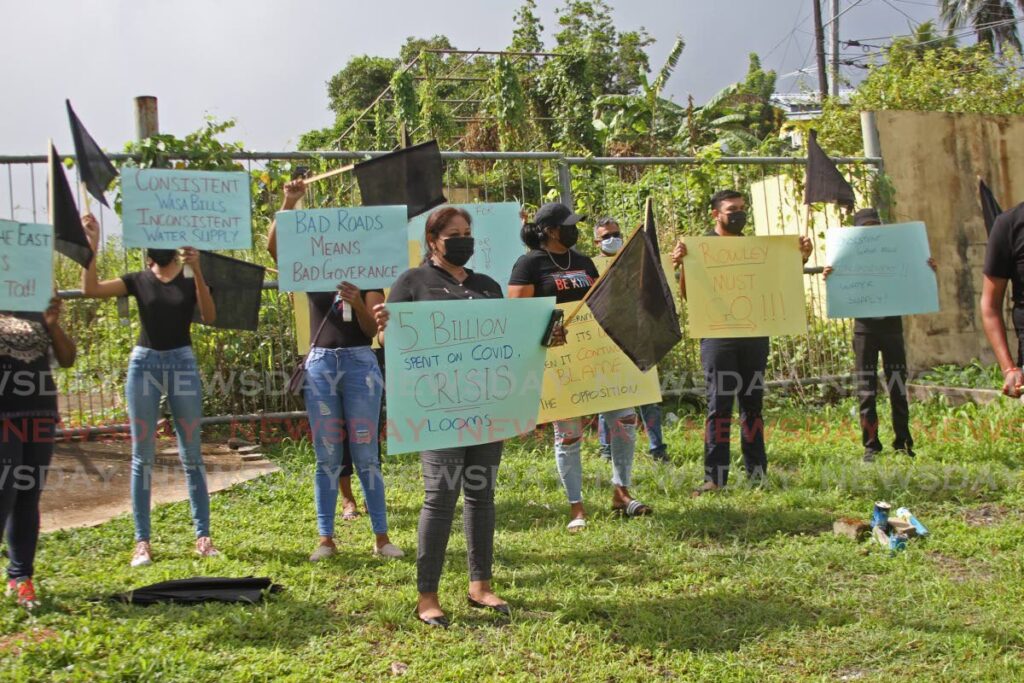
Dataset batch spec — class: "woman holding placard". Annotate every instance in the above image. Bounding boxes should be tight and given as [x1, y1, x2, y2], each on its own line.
[508, 203, 649, 533]
[0, 295, 76, 608]
[373, 206, 510, 629]
[81, 214, 220, 567]
[266, 179, 403, 562]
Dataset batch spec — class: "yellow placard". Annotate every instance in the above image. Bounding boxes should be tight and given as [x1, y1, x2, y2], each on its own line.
[683, 235, 807, 338]
[537, 302, 662, 423]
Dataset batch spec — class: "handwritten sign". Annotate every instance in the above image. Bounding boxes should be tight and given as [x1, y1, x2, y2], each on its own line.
[385, 298, 554, 454]
[0, 220, 53, 312]
[407, 202, 524, 292]
[538, 302, 662, 423]
[121, 168, 252, 250]
[825, 221, 938, 318]
[276, 206, 409, 291]
[683, 235, 807, 338]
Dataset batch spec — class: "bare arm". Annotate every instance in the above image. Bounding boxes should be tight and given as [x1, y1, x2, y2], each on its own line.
[80, 214, 128, 298]
[980, 275, 1023, 396]
[267, 179, 306, 263]
[507, 284, 535, 298]
[373, 303, 389, 347]
[671, 241, 687, 300]
[43, 296, 76, 367]
[182, 247, 216, 324]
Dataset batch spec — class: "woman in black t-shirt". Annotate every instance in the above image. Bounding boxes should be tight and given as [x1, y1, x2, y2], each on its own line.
[267, 179, 403, 562]
[1, 296, 76, 609]
[982, 203, 1024, 397]
[508, 203, 648, 533]
[373, 206, 509, 629]
[81, 214, 219, 567]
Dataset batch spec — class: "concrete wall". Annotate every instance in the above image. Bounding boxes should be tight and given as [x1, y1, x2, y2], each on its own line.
[875, 110, 1022, 371]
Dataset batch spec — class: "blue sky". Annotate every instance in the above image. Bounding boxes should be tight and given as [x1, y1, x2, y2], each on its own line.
[0, 0, 940, 153]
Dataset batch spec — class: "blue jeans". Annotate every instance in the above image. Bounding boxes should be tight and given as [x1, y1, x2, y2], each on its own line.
[304, 346, 388, 536]
[599, 403, 664, 456]
[554, 407, 636, 503]
[125, 346, 210, 541]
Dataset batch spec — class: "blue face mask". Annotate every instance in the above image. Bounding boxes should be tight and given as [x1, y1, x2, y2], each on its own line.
[600, 235, 623, 254]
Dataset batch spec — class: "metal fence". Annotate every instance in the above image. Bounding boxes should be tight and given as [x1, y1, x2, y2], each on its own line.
[0, 150, 882, 430]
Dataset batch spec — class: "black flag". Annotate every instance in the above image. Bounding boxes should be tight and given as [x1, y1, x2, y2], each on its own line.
[804, 129, 855, 209]
[193, 251, 265, 331]
[49, 143, 93, 268]
[66, 100, 118, 207]
[106, 577, 282, 606]
[979, 178, 1003, 236]
[585, 199, 682, 372]
[355, 140, 446, 219]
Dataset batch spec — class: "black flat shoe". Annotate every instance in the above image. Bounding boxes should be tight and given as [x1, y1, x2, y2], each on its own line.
[415, 609, 450, 628]
[467, 596, 511, 616]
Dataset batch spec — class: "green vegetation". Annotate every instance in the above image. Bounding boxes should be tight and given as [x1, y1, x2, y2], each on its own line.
[3, 397, 1023, 680]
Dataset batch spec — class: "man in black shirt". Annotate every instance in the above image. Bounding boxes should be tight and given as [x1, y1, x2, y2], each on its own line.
[982, 201, 1024, 397]
[672, 190, 813, 495]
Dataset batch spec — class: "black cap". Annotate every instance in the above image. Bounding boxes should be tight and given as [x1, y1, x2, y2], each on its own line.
[853, 208, 881, 226]
[533, 202, 581, 227]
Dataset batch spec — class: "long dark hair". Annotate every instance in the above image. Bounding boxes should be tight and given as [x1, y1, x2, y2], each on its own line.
[519, 207, 548, 250]
[423, 206, 472, 263]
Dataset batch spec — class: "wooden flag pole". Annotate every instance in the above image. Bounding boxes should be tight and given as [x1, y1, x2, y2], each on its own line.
[562, 198, 653, 327]
[301, 164, 355, 184]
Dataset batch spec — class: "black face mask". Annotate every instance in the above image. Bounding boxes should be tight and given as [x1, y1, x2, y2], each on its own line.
[441, 236, 475, 267]
[723, 211, 747, 235]
[557, 225, 580, 248]
[147, 249, 177, 267]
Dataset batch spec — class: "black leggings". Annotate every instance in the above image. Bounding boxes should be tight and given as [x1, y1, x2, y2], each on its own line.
[0, 418, 55, 580]
[417, 442, 502, 594]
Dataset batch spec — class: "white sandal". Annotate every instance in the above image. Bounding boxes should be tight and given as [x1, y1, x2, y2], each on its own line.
[567, 518, 587, 532]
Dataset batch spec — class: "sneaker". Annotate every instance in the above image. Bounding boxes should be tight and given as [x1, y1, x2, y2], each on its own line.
[373, 542, 405, 559]
[195, 537, 221, 558]
[131, 541, 153, 567]
[5, 579, 16, 598]
[691, 481, 721, 498]
[863, 450, 880, 463]
[895, 446, 916, 458]
[10, 578, 38, 610]
[650, 450, 670, 463]
[309, 544, 338, 562]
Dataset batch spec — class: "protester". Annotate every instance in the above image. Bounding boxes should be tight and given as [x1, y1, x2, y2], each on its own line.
[81, 214, 219, 566]
[823, 208, 937, 461]
[592, 217, 670, 464]
[373, 206, 512, 628]
[0, 295, 76, 608]
[981, 201, 1024, 398]
[672, 190, 813, 495]
[267, 178, 402, 562]
[509, 203, 650, 532]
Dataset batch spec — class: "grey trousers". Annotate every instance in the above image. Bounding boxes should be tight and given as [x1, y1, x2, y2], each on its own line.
[417, 441, 503, 594]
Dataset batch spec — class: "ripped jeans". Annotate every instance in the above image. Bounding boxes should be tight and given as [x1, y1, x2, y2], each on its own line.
[303, 346, 388, 536]
[553, 407, 637, 504]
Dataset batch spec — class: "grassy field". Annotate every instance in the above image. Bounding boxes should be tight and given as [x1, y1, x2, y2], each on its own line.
[2, 394, 1023, 681]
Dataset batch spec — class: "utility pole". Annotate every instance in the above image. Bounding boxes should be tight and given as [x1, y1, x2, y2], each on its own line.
[812, 0, 829, 101]
[830, 0, 840, 97]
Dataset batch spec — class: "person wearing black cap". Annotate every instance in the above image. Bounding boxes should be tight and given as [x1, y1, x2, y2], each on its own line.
[982, 201, 1024, 399]
[672, 190, 814, 495]
[823, 207, 936, 462]
[508, 203, 649, 532]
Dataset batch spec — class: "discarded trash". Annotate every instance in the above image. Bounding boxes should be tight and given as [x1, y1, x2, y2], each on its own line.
[871, 501, 892, 531]
[896, 507, 928, 537]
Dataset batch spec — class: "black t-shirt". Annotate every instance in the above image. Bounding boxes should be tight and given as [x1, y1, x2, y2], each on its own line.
[508, 249, 599, 303]
[121, 269, 198, 350]
[0, 312, 58, 419]
[388, 262, 503, 303]
[307, 290, 382, 349]
[984, 202, 1024, 333]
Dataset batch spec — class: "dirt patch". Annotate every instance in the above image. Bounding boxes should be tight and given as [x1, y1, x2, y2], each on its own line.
[40, 438, 279, 532]
[927, 550, 995, 584]
[963, 504, 1014, 527]
[0, 628, 58, 655]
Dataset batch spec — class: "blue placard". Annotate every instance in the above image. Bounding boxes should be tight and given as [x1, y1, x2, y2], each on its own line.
[0, 219, 53, 312]
[407, 202, 524, 293]
[825, 221, 939, 319]
[384, 297, 554, 455]
[276, 206, 409, 291]
[121, 168, 252, 250]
